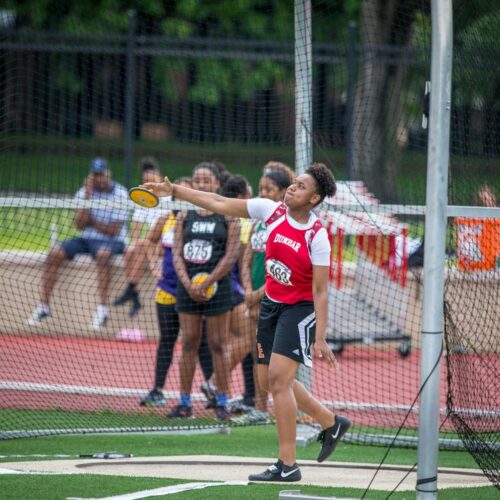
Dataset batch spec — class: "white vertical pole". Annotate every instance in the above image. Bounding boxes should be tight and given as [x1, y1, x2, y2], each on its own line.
[295, 0, 312, 176]
[294, 0, 313, 418]
[416, 1, 453, 498]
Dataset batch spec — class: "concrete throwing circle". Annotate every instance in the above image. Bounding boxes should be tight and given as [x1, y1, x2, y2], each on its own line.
[0, 455, 490, 491]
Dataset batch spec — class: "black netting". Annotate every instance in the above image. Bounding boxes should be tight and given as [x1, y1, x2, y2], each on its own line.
[443, 1, 500, 489]
[0, 0, 498, 490]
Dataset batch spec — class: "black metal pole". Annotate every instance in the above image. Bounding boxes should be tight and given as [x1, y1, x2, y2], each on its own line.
[124, 10, 136, 189]
[345, 20, 357, 181]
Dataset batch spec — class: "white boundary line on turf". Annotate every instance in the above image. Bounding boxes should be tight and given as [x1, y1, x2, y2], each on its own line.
[0, 467, 78, 475]
[2, 381, 499, 418]
[66, 480, 248, 500]
[0, 454, 76, 459]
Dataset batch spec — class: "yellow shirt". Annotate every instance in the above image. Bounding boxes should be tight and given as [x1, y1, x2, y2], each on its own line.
[155, 213, 177, 305]
[156, 288, 176, 305]
[240, 218, 252, 245]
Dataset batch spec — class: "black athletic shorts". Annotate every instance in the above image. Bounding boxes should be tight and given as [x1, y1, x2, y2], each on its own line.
[231, 290, 245, 309]
[256, 294, 316, 367]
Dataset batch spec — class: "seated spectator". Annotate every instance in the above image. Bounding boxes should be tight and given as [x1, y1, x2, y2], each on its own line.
[475, 184, 497, 208]
[28, 158, 128, 329]
[114, 156, 167, 316]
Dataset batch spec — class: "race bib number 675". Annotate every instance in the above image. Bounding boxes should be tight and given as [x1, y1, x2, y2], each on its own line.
[184, 239, 213, 263]
[266, 258, 292, 286]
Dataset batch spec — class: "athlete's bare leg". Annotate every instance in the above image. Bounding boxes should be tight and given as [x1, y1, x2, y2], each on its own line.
[258, 361, 334, 428]
[127, 240, 148, 283]
[267, 353, 299, 467]
[226, 303, 255, 370]
[254, 359, 269, 412]
[292, 379, 335, 429]
[211, 303, 255, 392]
[41, 245, 67, 305]
[95, 248, 112, 306]
[178, 313, 203, 395]
[205, 312, 231, 394]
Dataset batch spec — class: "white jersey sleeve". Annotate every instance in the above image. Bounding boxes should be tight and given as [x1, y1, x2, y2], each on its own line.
[247, 198, 279, 222]
[132, 197, 169, 228]
[132, 206, 149, 224]
[310, 227, 331, 266]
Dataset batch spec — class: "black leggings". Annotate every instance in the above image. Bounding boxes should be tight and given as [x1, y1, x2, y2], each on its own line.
[154, 302, 213, 389]
[242, 352, 255, 399]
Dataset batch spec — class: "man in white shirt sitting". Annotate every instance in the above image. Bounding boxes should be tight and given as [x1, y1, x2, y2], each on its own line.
[28, 158, 128, 329]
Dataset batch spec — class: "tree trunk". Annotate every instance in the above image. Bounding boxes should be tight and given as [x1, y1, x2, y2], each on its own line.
[351, 0, 420, 202]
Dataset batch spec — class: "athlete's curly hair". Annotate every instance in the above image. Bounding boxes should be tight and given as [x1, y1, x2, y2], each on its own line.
[305, 162, 337, 204]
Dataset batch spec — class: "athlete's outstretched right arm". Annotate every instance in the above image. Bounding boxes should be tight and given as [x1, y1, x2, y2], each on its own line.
[140, 176, 250, 219]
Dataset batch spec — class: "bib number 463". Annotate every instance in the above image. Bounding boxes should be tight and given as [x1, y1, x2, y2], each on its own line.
[266, 258, 292, 286]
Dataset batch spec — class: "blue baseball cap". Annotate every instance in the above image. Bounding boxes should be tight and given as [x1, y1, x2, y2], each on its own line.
[90, 157, 109, 174]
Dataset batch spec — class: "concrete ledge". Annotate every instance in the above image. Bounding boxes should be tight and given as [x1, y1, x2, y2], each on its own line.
[0, 250, 125, 268]
[0, 250, 158, 339]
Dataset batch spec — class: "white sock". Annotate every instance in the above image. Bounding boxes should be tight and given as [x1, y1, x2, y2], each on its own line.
[97, 305, 109, 316]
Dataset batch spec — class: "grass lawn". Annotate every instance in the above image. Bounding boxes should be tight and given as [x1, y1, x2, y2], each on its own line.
[0, 425, 480, 469]
[0, 426, 496, 499]
[0, 474, 497, 500]
[2, 135, 498, 201]
[1, 136, 497, 254]
[2, 135, 420, 197]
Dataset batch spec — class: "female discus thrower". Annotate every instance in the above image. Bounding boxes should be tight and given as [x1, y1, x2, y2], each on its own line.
[140, 162, 351, 482]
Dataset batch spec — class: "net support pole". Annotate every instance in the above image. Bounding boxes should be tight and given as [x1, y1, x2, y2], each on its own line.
[294, 0, 312, 176]
[416, 1, 453, 499]
[294, 0, 313, 417]
[345, 21, 357, 181]
[124, 9, 137, 189]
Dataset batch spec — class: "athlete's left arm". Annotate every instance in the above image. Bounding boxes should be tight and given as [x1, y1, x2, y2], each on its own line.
[312, 265, 337, 367]
[141, 176, 250, 218]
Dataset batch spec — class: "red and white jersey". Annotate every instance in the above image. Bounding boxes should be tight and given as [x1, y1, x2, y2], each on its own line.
[247, 198, 331, 304]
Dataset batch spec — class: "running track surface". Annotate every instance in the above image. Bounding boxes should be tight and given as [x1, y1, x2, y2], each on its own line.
[0, 333, 485, 431]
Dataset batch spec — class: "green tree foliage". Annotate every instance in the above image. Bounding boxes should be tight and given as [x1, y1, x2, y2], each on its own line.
[3, 0, 164, 33]
[6, 1, 361, 106]
[455, 7, 500, 107]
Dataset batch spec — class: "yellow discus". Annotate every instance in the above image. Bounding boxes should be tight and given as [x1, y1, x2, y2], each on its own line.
[129, 187, 159, 208]
[191, 272, 218, 299]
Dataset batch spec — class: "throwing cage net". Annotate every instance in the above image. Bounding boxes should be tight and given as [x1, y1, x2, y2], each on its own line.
[0, 0, 498, 488]
[443, 1, 500, 488]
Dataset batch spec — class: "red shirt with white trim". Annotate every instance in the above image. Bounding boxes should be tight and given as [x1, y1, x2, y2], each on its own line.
[247, 198, 331, 304]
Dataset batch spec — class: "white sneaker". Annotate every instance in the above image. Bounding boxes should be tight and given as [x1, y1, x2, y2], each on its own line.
[232, 409, 271, 425]
[27, 305, 52, 326]
[91, 306, 109, 330]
